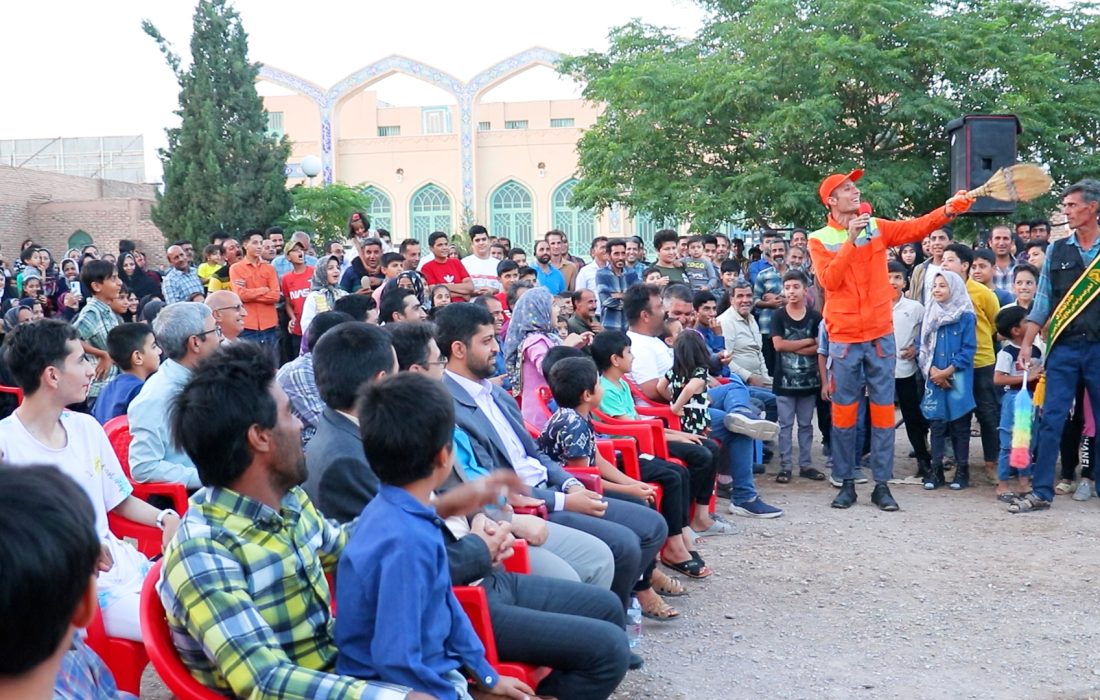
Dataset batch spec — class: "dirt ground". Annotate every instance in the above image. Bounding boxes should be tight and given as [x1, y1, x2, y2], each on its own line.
[610, 434, 1100, 700]
[142, 430, 1100, 700]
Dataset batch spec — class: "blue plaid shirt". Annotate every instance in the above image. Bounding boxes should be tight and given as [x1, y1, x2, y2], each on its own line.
[161, 267, 206, 303]
[595, 267, 638, 332]
[753, 266, 783, 337]
[55, 635, 138, 700]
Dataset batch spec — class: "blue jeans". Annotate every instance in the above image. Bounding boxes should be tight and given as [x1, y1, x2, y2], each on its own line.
[997, 388, 1034, 480]
[828, 334, 897, 482]
[240, 327, 279, 363]
[1032, 339, 1100, 502]
[747, 387, 778, 422]
[706, 379, 757, 503]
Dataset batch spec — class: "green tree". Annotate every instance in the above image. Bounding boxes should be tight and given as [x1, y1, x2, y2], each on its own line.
[560, 0, 1100, 231]
[144, 0, 292, 245]
[277, 183, 373, 247]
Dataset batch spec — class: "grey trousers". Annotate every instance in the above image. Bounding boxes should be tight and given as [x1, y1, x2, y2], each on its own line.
[531, 520, 615, 590]
[778, 394, 817, 470]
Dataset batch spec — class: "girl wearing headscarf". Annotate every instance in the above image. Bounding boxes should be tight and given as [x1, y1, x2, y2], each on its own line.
[504, 286, 592, 428]
[298, 255, 348, 349]
[918, 270, 976, 491]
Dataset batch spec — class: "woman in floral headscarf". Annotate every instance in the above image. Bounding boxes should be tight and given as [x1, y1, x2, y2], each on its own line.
[504, 286, 592, 428]
[298, 255, 349, 349]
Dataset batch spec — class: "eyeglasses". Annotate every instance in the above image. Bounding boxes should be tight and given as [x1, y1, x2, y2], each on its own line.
[193, 325, 224, 341]
[214, 304, 244, 314]
[421, 359, 448, 368]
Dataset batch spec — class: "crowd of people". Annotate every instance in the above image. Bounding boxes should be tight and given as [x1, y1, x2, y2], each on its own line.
[1, 173, 1099, 700]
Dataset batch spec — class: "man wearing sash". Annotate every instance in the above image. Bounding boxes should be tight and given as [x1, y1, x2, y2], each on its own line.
[809, 170, 974, 511]
[1013, 179, 1100, 513]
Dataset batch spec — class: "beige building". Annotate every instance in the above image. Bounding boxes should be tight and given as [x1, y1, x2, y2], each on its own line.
[0, 164, 164, 264]
[260, 48, 672, 253]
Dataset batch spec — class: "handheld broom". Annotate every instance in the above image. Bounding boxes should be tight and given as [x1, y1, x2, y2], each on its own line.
[967, 163, 1053, 203]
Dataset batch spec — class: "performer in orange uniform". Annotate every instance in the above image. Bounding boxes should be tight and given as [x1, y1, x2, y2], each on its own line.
[809, 169, 973, 510]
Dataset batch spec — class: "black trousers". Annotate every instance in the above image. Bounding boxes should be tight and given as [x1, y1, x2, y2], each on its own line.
[972, 365, 1002, 463]
[761, 333, 777, 377]
[485, 571, 630, 700]
[638, 454, 691, 533]
[1058, 380, 1100, 482]
[896, 373, 931, 461]
[666, 438, 720, 506]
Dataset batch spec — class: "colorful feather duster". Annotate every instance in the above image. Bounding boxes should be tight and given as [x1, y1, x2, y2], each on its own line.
[1010, 370, 1033, 469]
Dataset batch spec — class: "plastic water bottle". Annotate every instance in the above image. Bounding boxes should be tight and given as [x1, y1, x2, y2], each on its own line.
[626, 597, 642, 649]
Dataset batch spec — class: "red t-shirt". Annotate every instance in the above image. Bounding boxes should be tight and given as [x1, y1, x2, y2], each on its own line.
[280, 266, 314, 335]
[421, 258, 472, 301]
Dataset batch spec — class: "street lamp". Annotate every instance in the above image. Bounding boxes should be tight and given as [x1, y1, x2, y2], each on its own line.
[301, 155, 322, 186]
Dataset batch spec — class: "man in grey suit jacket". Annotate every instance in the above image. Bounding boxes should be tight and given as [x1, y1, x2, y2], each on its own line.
[434, 302, 668, 609]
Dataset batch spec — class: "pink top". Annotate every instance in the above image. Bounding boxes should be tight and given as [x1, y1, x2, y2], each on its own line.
[520, 335, 554, 430]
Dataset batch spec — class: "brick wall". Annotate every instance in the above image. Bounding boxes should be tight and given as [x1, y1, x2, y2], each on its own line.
[0, 165, 167, 265]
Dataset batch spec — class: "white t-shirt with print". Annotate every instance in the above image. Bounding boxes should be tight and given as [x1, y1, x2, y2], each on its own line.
[0, 410, 148, 606]
[461, 254, 502, 292]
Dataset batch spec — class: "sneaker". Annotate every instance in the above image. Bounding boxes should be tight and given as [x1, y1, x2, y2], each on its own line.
[723, 412, 779, 442]
[829, 473, 843, 488]
[752, 463, 765, 475]
[853, 467, 869, 484]
[728, 497, 784, 519]
[1073, 480, 1092, 501]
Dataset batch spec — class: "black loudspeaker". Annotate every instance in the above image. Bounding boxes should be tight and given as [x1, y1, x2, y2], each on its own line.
[947, 114, 1021, 215]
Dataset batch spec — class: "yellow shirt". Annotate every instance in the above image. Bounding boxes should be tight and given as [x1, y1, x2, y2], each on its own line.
[966, 278, 1000, 368]
[196, 261, 221, 283]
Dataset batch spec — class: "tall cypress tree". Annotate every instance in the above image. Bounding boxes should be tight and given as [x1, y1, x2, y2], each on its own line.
[144, 0, 291, 244]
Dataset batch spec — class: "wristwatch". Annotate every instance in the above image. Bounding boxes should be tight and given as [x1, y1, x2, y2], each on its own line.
[156, 508, 179, 530]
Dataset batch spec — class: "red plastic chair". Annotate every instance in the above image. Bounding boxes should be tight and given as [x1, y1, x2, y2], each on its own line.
[622, 378, 683, 431]
[140, 561, 226, 700]
[0, 384, 23, 405]
[86, 605, 147, 696]
[103, 415, 189, 515]
[108, 512, 163, 559]
[454, 540, 550, 689]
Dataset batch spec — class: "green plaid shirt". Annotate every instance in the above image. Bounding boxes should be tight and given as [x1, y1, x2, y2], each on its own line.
[159, 486, 410, 700]
[72, 297, 120, 398]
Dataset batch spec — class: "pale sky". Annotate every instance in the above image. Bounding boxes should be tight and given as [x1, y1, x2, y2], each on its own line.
[0, 0, 705, 183]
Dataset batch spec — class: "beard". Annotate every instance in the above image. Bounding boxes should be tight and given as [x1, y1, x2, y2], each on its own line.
[536, 254, 551, 265]
[469, 351, 498, 380]
[271, 443, 309, 493]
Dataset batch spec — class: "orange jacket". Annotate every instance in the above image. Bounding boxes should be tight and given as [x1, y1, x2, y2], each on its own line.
[229, 258, 281, 331]
[808, 208, 951, 343]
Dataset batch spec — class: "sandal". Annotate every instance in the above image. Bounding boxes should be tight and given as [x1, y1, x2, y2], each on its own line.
[996, 491, 1018, 504]
[1055, 480, 1075, 496]
[799, 467, 826, 481]
[660, 555, 712, 579]
[776, 470, 791, 483]
[1007, 492, 1052, 513]
[650, 569, 687, 597]
[693, 517, 736, 537]
[639, 595, 680, 621]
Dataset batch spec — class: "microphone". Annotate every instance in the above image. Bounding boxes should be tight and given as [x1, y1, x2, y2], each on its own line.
[858, 202, 873, 233]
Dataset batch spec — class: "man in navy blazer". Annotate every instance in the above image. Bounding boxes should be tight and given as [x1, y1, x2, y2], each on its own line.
[434, 302, 668, 610]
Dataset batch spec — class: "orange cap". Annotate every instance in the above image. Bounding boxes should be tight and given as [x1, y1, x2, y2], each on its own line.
[819, 169, 864, 206]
